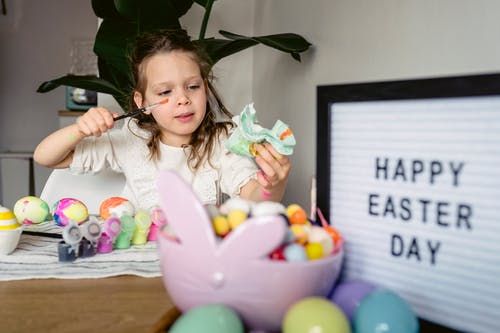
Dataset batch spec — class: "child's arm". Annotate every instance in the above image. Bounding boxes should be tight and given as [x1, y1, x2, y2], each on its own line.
[34, 107, 117, 168]
[240, 142, 291, 202]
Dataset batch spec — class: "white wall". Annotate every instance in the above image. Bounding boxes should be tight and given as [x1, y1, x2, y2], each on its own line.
[0, 0, 96, 208]
[252, 0, 500, 209]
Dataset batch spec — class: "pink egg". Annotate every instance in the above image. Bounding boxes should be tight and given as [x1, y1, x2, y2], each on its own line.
[52, 198, 88, 226]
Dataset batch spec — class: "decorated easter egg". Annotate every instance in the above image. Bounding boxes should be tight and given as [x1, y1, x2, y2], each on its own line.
[329, 279, 378, 322]
[169, 304, 244, 333]
[0, 206, 23, 255]
[308, 226, 334, 255]
[282, 297, 351, 333]
[99, 196, 135, 220]
[0, 206, 21, 230]
[13, 196, 50, 225]
[286, 204, 308, 224]
[284, 243, 308, 262]
[305, 242, 324, 260]
[353, 289, 419, 333]
[52, 198, 88, 226]
[227, 209, 247, 230]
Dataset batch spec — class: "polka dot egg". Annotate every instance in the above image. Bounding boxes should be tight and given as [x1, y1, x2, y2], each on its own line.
[53, 198, 88, 226]
[13, 196, 50, 225]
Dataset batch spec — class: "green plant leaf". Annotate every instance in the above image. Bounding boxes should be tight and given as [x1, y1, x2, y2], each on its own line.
[136, 0, 194, 32]
[94, 18, 136, 76]
[194, 0, 209, 7]
[37, 75, 122, 96]
[219, 30, 311, 59]
[195, 38, 258, 65]
[91, 0, 122, 19]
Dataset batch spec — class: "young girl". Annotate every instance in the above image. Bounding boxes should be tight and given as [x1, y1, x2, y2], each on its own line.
[34, 29, 291, 212]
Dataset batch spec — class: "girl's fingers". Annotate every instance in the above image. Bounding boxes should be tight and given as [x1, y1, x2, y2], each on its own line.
[262, 142, 289, 166]
[254, 143, 291, 183]
[77, 107, 114, 137]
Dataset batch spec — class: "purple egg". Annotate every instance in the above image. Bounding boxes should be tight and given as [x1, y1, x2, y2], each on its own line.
[329, 279, 378, 322]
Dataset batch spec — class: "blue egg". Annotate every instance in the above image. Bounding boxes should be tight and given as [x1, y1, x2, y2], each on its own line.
[284, 243, 308, 262]
[353, 289, 419, 333]
[169, 304, 244, 333]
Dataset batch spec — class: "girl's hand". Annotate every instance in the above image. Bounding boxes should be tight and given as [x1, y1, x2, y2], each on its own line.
[253, 142, 291, 200]
[76, 107, 118, 138]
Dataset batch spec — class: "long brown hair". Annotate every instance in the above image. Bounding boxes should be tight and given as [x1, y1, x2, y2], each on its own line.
[128, 29, 233, 170]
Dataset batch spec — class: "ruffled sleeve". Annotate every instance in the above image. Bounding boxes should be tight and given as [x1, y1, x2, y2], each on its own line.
[70, 127, 126, 175]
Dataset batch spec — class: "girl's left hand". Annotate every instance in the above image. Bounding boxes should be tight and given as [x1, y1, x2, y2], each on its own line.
[253, 142, 291, 199]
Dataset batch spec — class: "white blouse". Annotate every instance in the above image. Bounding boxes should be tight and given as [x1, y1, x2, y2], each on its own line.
[70, 120, 258, 211]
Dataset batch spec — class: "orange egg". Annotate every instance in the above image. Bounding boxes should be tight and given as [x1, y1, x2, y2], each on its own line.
[286, 204, 307, 225]
[324, 225, 341, 243]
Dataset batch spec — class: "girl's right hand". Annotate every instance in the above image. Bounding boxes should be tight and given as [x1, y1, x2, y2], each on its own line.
[76, 107, 118, 137]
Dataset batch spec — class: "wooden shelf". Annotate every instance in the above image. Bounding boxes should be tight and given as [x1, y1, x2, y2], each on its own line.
[58, 110, 87, 116]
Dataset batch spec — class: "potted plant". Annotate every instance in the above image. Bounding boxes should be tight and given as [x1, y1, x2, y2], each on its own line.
[37, 0, 312, 110]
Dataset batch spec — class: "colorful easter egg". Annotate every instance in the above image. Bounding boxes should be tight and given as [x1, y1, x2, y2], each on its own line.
[283, 297, 351, 333]
[0, 206, 21, 230]
[99, 196, 135, 220]
[0, 206, 23, 255]
[308, 226, 334, 255]
[13, 196, 50, 225]
[169, 304, 244, 333]
[353, 289, 419, 333]
[227, 209, 247, 230]
[52, 198, 88, 226]
[286, 204, 308, 225]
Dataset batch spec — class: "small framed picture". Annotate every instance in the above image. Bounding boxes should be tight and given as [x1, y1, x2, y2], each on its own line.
[66, 86, 97, 111]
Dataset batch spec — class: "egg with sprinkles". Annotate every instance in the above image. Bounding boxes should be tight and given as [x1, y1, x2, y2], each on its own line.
[13, 196, 50, 225]
[52, 198, 88, 226]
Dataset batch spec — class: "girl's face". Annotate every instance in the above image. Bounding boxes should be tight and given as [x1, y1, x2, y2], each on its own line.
[134, 50, 207, 147]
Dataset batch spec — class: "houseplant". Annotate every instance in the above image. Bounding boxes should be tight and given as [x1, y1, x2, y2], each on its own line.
[37, 0, 312, 110]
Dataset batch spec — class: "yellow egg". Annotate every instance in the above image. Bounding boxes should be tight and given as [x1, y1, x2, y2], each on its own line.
[227, 209, 247, 230]
[290, 224, 308, 244]
[212, 215, 230, 236]
[305, 242, 324, 260]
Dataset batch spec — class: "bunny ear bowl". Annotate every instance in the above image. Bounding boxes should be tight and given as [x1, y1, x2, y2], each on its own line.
[157, 171, 344, 332]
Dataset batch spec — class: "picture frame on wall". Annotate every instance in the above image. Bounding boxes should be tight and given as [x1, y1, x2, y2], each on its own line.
[316, 73, 500, 333]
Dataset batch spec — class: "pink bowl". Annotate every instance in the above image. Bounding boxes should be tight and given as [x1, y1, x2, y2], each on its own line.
[157, 170, 343, 332]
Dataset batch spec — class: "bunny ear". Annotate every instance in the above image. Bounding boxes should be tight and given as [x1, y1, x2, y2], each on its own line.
[157, 170, 217, 252]
[216, 215, 287, 262]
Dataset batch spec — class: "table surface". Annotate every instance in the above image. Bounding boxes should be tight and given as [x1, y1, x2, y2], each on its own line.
[0, 276, 177, 333]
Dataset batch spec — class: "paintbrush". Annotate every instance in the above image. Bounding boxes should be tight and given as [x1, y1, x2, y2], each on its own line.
[114, 98, 169, 121]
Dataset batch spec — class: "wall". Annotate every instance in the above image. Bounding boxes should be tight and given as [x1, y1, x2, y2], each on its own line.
[0, 0, 97, 207]
[3, 0, 500, 211]
[252, 0, 500, 209]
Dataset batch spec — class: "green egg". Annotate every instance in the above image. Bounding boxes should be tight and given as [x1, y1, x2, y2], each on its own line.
[169, 304, 244, 333]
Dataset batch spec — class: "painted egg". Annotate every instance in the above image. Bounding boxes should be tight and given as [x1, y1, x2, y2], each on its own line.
[13, 196, 50, 225]
[0, 206, 21, 230]
[52, 198, 88, 226]
[0, 206, 23, 255]
[99, 197, 135, 220]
